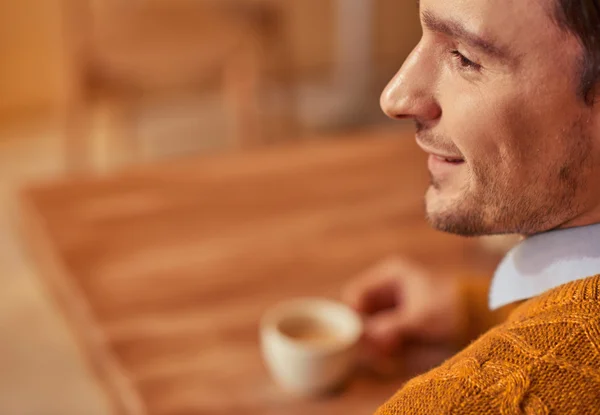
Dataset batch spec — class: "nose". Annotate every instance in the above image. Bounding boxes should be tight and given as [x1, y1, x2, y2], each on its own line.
[380, 42, 441, 123]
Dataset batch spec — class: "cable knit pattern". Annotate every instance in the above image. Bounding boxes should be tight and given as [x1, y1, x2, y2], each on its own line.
[375, 275, 600, 414]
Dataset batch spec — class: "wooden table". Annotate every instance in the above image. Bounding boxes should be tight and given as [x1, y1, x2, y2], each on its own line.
[19, 127, 500, 415]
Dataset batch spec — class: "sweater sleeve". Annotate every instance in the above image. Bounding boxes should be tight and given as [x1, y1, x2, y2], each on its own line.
[452, 274, 518, 348]
[375, 276, 600, 415]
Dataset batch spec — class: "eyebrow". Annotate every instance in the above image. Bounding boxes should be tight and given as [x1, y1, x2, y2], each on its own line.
[421, 10, 513, 63]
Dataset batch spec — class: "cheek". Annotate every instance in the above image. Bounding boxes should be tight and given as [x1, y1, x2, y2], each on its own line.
[438, 85, 506, 174]
[439, 78, 548, 184]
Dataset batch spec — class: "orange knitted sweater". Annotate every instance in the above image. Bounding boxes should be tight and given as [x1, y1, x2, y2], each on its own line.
[376, 274, 600, 414]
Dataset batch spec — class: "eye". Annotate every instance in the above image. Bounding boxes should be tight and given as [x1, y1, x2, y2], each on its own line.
[451, 50, 482, 71]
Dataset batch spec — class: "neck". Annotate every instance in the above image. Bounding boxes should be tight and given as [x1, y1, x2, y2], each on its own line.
[552, 203, 600, 233]
[517, 203, 600, 239]
[560, 190, 600, 230]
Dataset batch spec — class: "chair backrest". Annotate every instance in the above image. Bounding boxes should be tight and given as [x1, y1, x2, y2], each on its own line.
[61, 0, 251, 88]
[62, 0, 228, 55]
[91, 1, 222, 46]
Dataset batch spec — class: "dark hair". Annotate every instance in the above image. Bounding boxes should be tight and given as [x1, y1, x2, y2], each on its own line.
[553, 0, 600, 104]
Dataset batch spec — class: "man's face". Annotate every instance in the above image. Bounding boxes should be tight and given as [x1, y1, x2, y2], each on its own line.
[382, 0, 600, 236]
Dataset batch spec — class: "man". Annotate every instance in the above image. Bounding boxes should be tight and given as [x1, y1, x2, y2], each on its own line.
[342, 0, 600, 413]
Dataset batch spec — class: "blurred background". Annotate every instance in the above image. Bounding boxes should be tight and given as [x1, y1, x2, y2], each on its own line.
[0, 0, 422, 167]
[0, 1, 516, 414]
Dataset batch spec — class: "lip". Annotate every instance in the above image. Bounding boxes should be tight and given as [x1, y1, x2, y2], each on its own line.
[427, 154, 465, 181]
[415, 140, 464, 162]
[416, 138, 465, 181]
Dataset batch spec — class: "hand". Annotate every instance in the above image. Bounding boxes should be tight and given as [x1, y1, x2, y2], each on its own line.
[342, 257, 462, 356]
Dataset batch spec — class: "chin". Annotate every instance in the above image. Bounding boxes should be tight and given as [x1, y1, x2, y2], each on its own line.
[425, 185, 457, 214]
[424, 186, 488, 237]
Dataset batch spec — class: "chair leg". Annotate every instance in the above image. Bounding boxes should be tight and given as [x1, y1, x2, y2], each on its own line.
[63, 93, 141, 174]
[223, 34, 265, 150]
[63, 95, 94, 173]
[95, 94, 141, 171]
[260, 6, 300, 142]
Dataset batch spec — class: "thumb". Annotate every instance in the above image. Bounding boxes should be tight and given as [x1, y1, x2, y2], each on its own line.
[364, 309, 413, 355]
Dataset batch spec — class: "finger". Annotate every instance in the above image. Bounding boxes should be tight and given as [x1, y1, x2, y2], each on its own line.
[364, 309, 412, 355]
[342, 259, 416, 314]
[342, 270, 397, 314]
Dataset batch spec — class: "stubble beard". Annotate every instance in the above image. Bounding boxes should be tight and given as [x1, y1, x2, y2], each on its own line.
[424, 123, 592, 237]
[425, 175, 488, 237]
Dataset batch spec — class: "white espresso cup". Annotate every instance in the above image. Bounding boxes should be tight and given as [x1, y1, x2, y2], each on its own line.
[260, 297, 364, 396]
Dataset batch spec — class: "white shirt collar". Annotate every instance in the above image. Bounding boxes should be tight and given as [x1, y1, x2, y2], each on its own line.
[489, 223, 600, 310]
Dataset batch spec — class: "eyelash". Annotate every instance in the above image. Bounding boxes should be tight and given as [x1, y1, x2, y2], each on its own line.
[451, 50, 482, 71]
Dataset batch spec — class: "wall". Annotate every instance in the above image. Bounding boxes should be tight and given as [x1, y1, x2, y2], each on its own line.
[286, 0, 421, 84]
[0, 0, 66, 119]
[373, 0, 421, 85]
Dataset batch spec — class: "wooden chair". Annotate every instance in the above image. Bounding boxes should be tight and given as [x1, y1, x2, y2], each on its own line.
[59, 0, 296, 172]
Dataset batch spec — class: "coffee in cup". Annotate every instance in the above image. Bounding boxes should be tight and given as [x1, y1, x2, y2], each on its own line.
[260, 297, 363, 396]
